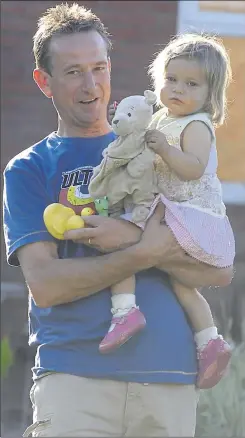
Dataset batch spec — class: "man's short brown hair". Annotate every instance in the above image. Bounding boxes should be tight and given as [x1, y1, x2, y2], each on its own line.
[33, 3, 112, 75]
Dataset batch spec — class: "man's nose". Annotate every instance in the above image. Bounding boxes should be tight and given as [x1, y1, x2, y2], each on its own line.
[82, 72, 96, 92]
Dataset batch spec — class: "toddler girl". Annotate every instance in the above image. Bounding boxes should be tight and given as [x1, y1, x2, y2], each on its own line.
[97, 33, 235, 389]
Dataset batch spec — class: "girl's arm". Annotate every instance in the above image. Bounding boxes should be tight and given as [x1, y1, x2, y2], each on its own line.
[146, 121, 212, 181]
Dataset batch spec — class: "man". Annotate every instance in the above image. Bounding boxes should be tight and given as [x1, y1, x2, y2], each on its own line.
[3, 3, 233, 437]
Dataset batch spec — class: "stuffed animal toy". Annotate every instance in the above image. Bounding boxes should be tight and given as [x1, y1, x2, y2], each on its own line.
[89, 90, 158, 223]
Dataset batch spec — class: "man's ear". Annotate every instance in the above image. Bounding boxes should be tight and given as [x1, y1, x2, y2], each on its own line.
[33, 68, 53, 98]
[107, 57, 111, 74]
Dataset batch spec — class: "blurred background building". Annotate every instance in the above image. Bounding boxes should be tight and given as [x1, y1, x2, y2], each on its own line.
[1, 1, 245, 436]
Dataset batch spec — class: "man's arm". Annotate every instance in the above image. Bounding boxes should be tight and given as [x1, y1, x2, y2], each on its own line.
[17, 239, 156, 309]
[18, 205, 233, 309]
[137, 209, 234, 288]
[66, 211, 234, 289]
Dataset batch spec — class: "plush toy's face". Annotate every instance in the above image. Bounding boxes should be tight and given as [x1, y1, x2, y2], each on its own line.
[111, 91, 157, 136]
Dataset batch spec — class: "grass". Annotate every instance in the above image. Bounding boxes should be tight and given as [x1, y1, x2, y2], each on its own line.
[196, 343, 245, 437]
[1, 337, 14, 380]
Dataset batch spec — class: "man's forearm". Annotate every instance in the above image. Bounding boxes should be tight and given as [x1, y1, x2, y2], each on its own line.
[93, 220, 232, 289]
[30, 244, 154, 308]
[103, 222, 233, 288]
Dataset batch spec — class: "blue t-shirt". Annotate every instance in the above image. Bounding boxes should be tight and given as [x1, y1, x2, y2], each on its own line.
[3, 132, 197, 384]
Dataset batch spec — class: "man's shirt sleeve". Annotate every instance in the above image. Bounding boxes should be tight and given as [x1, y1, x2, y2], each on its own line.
[3, 158, 56, 266]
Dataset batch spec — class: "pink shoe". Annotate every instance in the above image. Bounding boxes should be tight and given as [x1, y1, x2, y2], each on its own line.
[197, 337, 232, 389]
[99, 307, 146, 354]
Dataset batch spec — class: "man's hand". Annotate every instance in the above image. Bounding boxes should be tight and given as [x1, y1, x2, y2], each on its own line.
[136, 203, 181, 264]
[63, 214, 142, 253]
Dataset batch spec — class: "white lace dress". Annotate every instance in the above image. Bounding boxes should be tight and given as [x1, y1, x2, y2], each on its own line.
[149, 110, 235, 268]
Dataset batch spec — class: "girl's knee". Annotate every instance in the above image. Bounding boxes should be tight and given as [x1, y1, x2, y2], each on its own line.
[216, 266, 234, 287]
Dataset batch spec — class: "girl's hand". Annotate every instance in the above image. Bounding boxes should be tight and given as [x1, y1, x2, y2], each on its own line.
[145, 129, 169, 155]
[108, 101, 118, 123]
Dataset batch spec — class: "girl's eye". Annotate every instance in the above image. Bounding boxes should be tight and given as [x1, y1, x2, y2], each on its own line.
[128, 113, 132, 117]
[188, 81, 198, 87]
[166, 76, 176, 82]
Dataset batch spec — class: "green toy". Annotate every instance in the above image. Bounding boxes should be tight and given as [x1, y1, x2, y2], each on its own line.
[94, 196, 109, 217]
[1, 336, 13, 379]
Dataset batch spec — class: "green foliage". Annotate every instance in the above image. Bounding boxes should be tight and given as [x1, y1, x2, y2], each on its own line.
[1, 336, 14, 379]
[196, 343, 245, 437]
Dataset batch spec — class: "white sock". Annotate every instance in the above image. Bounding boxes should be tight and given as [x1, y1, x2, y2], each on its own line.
[195, 326, 219, 349]
[108, 294, 137, 333]
[111, 294, 136, 316]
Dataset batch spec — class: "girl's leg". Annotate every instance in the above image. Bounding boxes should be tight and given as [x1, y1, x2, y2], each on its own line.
[99, 275, 146, 354]
[154, 200, 232, 388]
[172, 280, 232, 389]
[172, 281, 215, 333]
[111, 275, 136, 300]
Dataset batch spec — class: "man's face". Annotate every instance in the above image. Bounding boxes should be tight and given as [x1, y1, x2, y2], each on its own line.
[39, 31, 111, 130]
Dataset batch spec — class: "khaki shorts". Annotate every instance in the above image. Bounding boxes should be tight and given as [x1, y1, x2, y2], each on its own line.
[23, 373, 199, 437]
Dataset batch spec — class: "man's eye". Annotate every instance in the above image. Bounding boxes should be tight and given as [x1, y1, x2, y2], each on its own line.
[67, 70, 79, 75]
[94, 66, 106, 72]
[127, 113, 132, 117]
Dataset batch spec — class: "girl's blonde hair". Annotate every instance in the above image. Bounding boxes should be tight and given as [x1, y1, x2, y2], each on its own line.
[148, 33, 232, 126]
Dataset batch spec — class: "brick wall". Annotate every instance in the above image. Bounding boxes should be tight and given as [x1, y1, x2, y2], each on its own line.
[1, 0, 178, 283]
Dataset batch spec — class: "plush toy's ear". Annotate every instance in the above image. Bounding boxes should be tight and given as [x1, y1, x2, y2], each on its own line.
[144, 90, 157, 106]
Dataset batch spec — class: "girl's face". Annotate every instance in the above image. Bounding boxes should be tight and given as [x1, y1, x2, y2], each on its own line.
[160, 57, 209, 117]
